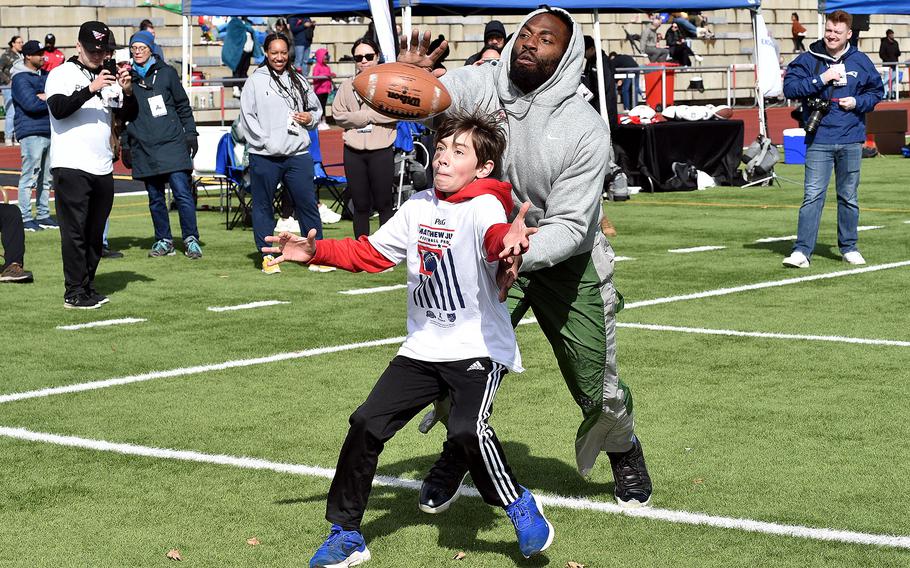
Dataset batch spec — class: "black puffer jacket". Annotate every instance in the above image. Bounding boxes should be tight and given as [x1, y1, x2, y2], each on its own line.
[123, 58, 198, 179]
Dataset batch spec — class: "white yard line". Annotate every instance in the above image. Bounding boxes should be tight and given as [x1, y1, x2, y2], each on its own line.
[614, 256, 635, 262]
[0, 336, 405, 405]
[56, 318, 146, 331]
[4, 260, 909, 406]
[668, 246, 727, 253]
[207, 300, 290, 312]
[0, 426, 907, 550]
[617, 323, 910, 347]
[339, 284, 408, 296]
[624, 260, 910, 309]
[755, 226, 880, 244]
[755, 235, 796, 243]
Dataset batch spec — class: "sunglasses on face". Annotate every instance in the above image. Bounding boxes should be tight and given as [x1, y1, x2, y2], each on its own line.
[353, 53, 376, 62]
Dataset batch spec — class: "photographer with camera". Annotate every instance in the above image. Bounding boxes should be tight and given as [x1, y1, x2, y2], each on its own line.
[46, 21, 138, 308]
[781, 10, 883, 269]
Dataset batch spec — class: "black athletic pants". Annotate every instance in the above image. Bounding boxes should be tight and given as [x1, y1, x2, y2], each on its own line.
[52, 168, 114, 300]
[326, 356, 520, 531]
[343, 145, 394, 239]
[0, 203, 25, 267]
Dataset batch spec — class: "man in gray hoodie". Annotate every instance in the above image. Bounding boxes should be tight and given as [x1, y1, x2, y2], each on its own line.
[402, 8, 652, 509]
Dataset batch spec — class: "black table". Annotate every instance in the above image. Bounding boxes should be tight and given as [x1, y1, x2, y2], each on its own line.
[613, 120, 744, 191]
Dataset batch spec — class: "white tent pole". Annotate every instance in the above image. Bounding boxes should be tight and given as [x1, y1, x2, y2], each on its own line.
[592, 10, 608, 124]
[182, 15, 190, 90]
[403, 4, 412, 39]
[752, 9, 767, 138]
[817, 12, 824, 40]
[368, 0, 397, 63]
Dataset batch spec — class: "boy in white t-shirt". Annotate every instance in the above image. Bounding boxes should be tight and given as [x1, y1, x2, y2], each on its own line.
[263, 110, 555, 566]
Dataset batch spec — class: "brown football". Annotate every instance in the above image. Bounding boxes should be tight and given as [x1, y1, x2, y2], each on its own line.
[713, 105, 734, 120]
[352, 62, 452, 120]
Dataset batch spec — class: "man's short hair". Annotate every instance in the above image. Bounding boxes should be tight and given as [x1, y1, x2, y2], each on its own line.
[139, 19, 154, 31]
[544, 8, 574, 36]
[826, 10, 852, 29]
[435, 110, 507, 179]
[886, 29, 895, 35]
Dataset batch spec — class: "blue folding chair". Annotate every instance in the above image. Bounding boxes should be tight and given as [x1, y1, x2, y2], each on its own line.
[215, 132, 251, 230]
[308, 129, 346, 212]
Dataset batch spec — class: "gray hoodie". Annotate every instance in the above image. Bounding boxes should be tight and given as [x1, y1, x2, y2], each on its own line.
[440, 8, 610, 271]
[239, 65, 322, 157]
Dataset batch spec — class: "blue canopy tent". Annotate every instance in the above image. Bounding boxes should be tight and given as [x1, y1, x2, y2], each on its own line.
[818, 0, 910, 14]
[181, 0, 374, 16]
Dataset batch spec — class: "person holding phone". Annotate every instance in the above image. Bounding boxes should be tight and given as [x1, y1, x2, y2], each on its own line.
[121, 30, 201, 260]
[239, 32, 325, 274]
[45, 21, 138, 308]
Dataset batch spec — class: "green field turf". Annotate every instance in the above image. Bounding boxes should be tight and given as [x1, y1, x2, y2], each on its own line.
[2, 158, 909, 566]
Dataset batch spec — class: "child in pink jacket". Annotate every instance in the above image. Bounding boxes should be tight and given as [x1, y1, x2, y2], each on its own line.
[311, 48, 336, 114]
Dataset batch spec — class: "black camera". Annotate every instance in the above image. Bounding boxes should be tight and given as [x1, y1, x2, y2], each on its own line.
[804, 97, 830, 134]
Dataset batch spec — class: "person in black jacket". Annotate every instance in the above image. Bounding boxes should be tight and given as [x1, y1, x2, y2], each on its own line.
[879, 29, 901, 64]
[122, 31, 201, 259]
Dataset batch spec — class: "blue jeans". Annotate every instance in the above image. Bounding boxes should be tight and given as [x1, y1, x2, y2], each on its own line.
[619, 74, 643, 110]
[794, 143, 862, 258]
[144, 170, 199, 242]
[674, 17, 698, 37]
[249, 152, 321, 252]
[295, 44, 311, 75]
[17, 135, 52, 222]
[2, 86, 15, 142]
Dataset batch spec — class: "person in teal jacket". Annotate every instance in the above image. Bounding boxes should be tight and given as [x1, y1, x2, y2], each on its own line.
[221, 17, 262, 94]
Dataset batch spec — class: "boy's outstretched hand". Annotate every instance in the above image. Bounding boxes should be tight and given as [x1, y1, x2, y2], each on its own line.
[261, 229, 318, 266]
[496, 202, 537, 302]
[499, 202, 537, 262]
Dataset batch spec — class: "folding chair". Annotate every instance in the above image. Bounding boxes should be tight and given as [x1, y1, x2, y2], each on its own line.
[307, 129, 346, 212]
[191, 125, 233, 208]
[214, 132, 251, 229]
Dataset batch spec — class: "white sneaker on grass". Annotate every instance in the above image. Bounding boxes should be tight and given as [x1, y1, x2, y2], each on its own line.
[842, 251, 866, 265]
[782, 251, 810, 268]
[319, 204, 342, 224]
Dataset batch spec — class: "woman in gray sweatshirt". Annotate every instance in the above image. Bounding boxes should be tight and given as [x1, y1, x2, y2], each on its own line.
[240, 32, 323, 274]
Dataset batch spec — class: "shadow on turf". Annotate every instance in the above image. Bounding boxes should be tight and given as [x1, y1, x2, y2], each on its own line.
[744, 239, 842, 261]
[278, 488, 551, 565]
[275, 442, 612, 564]
[94, 270, 155, 293]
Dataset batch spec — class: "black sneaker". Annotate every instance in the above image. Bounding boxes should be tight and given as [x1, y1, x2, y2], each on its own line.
[101, 248, 124, 259]
[607, 436, 652, 508]
[418, 441, 469, 514]
[64, 294, 102, 310]
[88, 288, 110, 305]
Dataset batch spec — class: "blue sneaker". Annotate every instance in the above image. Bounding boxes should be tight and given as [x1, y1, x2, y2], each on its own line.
[309, 524, 371, 567]
[505, 488, 554, 558]
[36, 217, 59, 229]
[22, 220, 43, 232]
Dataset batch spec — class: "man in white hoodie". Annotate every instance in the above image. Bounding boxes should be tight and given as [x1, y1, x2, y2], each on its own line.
[402, 8, 652, 510]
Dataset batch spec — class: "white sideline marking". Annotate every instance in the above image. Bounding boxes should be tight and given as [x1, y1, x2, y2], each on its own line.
[617, 323, 910, 348]
[755, 235, 796, 243]
[1, 425, 908, 550]
[755, 226, 881, 244]
[614, 256, 635, 262]
[668, 246, 726, 253]
[3, 260, 909, 406]
[625, 260, 910, 309]
[0, 336, 405, 405]
[56, 318, 146, 331]
[904, 220, 910, 224]
[207, 300, 290, 312]
[339, 284, 408, 296]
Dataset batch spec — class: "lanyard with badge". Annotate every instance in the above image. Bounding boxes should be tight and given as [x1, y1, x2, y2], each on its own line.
[136, 69, 167, 118]
[272, 72, 307, 136]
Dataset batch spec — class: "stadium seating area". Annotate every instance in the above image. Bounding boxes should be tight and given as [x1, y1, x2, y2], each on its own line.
[1, 0, 908, 126]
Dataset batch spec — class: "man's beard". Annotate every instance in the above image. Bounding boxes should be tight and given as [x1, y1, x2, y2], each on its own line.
[509, 49, 560, 94]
